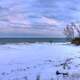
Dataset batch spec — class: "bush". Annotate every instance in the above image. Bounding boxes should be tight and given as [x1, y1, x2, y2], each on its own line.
[71, 37, 80, 45]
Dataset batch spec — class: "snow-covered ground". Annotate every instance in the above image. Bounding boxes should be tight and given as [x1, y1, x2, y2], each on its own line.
[0, 43, 80, 80]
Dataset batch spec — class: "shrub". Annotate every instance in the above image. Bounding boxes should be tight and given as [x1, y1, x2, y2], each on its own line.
[71, 37, 80, 45]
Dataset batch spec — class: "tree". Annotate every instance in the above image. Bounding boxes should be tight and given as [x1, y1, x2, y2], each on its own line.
[72, 23, 80, 37]
[64, 23, 74, 39]
[64, 22, 80, 39]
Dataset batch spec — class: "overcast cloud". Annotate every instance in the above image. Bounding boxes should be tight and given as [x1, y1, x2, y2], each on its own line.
[0, 0, 79, 37]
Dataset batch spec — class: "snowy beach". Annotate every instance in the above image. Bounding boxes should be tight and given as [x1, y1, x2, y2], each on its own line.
[0, 43, 79, 80]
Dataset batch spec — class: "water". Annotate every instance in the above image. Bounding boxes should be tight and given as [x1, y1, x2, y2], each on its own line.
[0, 38, 71, 44]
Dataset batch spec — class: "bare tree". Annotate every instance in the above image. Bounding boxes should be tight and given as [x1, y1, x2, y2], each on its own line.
[64, 22, 80, 39]
[73, 24, 80, 37]
[70, 22, 80, 37]
[64, 24, 74, 39]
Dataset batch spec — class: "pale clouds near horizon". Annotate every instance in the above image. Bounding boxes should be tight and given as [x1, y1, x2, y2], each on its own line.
[0, 0, 80, 37]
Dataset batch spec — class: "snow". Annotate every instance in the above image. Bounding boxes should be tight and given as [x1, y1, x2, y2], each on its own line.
[0, 43, 80, 80]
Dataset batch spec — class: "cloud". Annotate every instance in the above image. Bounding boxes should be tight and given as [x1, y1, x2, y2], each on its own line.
[7, 13, 31, 28]
[0, 0, 80, 37]
[40, 16, 63, 26]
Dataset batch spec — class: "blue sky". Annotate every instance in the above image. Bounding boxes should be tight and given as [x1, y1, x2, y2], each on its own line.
[0, 0, 80, 37]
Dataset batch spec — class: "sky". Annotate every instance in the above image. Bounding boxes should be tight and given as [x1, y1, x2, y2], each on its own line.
[0, 0, 80, 37]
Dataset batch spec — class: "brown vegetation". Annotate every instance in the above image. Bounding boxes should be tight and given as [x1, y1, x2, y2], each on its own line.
[71, 37, 80, 45]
